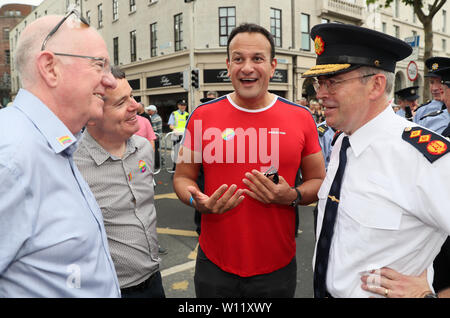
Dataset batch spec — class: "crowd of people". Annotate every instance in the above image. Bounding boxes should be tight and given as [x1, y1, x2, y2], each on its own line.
[1, 10, 449, 300]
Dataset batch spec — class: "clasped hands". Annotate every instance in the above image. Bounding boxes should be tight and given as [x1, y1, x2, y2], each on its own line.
[187, 169, 296, 214]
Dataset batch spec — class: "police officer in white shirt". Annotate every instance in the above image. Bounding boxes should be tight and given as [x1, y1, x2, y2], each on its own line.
[302, 23, 450, 298]
[360, 66, 450, 298]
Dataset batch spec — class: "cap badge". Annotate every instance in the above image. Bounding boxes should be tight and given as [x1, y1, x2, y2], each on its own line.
[314, 36, 325, 56]
[374, 60, 381, 67]
[432, 63, 439, 71]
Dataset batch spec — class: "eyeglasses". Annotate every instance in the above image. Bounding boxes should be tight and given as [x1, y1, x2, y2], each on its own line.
[53, 52, 109, 73]
[313, 74, 376, 94]
[41, 9, 110, 73]
[41, 9, 89, 51]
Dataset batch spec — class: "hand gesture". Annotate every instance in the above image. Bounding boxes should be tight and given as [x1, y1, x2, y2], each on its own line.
[187, 184, 245, 214]
[242, 169, 296, 206]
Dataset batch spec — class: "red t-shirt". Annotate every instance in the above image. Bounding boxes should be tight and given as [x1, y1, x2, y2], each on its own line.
[183, 95, 321, 277]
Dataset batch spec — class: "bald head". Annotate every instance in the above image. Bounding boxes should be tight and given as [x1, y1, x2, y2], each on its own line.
[15, 15, 101, 88]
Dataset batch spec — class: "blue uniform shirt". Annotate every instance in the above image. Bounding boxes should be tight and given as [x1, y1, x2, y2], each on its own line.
[395, 108, 406, 118]
[317, 121, 335, 170]
[419, 109, 450, 135]
[414, 100, 444, 124]
[0, 89, 120, 297]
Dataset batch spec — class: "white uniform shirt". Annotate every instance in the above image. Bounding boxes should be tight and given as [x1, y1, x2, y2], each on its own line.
[314, 106, 450, 298]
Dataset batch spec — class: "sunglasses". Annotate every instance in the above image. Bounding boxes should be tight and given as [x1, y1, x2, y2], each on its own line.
[41, 9, 109, 72]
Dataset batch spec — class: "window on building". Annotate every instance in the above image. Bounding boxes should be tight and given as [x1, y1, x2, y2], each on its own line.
[130, 30, 136, 62]
[3, 28, 9, 40]
[394, 25, 400, 38]
[98, 4, 103, 28]
[394, 0, 400, 18]
[219, 7, 236, 46]
[321, 18, 329, 24]
[113, 0, 118, 20]
[270, 8, 282, 47]
[5, 50, 10, 65]
[443, 10, 447, 33]
[301, 13, 310, 51]
[382, 22, 387, 33]
[130, 0, 136, 12]
[86, 10, 91, 24]
[150, 23, 157, 57]
[113, 37, 119, 65]
[174, 13, 183, 51]
[443, 39, 447, 52]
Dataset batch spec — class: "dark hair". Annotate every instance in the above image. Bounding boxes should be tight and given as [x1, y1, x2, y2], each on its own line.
[110, 65, 126, 79]
[227, 23, 275, 61]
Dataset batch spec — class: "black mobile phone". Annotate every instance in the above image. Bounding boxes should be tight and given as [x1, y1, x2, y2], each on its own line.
[264, 166, 279, 184]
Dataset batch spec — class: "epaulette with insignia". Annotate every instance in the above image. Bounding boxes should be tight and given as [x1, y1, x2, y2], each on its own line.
[402, 126, 449, 163]
[420, 110, 443, 120]
[317, 123, 329, 137]
[331, 130, 344, 146]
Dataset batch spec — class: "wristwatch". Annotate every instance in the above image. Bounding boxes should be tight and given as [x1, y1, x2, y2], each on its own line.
[289, 187, 302, 207]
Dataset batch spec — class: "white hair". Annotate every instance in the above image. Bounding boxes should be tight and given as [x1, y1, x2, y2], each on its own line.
[357, 66, 395, 95]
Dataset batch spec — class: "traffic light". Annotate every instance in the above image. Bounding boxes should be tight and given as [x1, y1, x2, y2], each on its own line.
[181, 69, 189, 91]
[191, 69, 199, 89]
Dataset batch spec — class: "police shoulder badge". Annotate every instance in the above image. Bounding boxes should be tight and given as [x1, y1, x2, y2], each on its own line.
[317, 123, 329, 137]
[402, 126, 449, 163]
[314, 36, 325, 56]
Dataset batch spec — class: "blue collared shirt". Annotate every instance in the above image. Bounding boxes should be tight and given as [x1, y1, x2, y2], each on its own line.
[414, 100, 444, 124]
[317, 121, 335, 170]
[0, 89, 120, 297]
[419, 109, 450, 135]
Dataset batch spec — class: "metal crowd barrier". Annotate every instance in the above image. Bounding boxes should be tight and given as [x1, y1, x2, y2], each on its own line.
[151, 131, 184, 175]
[153, 132, 162, 175]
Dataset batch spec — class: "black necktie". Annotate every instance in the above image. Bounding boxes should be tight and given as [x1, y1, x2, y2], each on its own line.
[314, 136, 351, 298]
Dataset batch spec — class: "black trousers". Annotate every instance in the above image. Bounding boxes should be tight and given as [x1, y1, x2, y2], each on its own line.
[120, 271, 165, 298]
[194, 246, 297, 298]
[433, 237, 450, 292]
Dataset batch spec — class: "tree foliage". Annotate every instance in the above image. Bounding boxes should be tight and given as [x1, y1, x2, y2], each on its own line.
[366, 0, 447, 100]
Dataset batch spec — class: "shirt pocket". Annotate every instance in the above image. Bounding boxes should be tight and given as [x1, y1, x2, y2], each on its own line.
[340, 194, 403, 244]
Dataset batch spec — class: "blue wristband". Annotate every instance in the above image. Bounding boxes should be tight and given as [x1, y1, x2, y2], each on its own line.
[189, 195, 194, 207]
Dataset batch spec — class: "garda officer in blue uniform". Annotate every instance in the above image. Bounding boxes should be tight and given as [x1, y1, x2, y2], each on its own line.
[429, 66, 450, 294]
[394, 86, 419, 121]
[414, 57, 450, 125]
[317, 121, 336, 170]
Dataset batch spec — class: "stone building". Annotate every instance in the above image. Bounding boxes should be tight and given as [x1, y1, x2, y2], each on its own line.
[9, 0, 450, 128]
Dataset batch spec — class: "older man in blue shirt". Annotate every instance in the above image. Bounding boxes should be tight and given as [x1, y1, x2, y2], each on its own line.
[0, 12, 120, 297]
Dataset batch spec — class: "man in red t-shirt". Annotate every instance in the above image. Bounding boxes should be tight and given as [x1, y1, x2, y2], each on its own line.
[173, 23, 325, 297]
